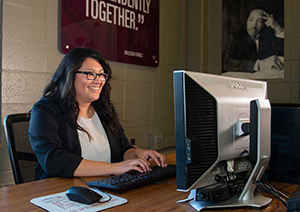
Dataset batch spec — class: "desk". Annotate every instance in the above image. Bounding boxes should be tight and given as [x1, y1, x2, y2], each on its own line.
[0, 153, 299, 212]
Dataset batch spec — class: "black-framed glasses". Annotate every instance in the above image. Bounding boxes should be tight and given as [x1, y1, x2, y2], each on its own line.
[76, 71, 109, 81]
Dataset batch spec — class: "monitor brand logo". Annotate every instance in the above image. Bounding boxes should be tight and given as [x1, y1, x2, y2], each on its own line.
[227, 80, 246, 90]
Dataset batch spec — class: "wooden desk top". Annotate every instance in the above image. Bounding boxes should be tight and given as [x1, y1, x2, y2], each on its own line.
[0, 153, 298, 212]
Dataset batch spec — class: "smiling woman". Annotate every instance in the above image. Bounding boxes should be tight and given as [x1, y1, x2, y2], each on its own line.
[28, 48, 167, 180]
[74, 58, 107, 113]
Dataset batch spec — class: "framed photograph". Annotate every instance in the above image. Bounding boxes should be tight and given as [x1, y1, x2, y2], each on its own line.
[222, 0, 284, 79]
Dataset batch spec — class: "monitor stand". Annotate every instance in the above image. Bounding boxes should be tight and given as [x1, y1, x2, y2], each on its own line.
[189, 99, 272, 211]
[189, 192, 271, 211]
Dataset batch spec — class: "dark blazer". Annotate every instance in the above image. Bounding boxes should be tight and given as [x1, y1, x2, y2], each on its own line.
[223, 27, 284, 73]
[28, 97, 133, 180]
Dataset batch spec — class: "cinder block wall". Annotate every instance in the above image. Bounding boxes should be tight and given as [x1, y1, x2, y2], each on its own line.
[0, 0, 180, 186]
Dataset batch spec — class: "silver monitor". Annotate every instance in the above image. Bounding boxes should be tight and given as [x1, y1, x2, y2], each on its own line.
[173, 70, 271, 211]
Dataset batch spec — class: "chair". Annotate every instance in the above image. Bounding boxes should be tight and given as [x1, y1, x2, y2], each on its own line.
[3, 112, 38, 184]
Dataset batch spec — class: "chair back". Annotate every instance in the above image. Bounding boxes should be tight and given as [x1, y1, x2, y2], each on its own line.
[4, 113, 38, 184]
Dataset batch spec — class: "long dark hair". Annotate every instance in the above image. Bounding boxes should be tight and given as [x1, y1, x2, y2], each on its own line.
[43, 48, 119, 139]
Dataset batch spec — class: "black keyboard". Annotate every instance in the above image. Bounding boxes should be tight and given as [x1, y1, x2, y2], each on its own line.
[87, 165, 176, 193]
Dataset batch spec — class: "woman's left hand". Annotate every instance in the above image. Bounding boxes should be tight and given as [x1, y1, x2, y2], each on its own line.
[135, 149, 167, 167]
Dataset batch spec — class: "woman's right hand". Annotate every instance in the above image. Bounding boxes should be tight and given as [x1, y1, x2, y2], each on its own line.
[112, 159, 151, 175]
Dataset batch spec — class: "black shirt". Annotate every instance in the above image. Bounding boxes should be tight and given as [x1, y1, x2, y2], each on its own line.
[28, 97, 133, 180]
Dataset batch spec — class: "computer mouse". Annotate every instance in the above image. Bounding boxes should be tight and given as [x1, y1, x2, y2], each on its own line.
[66, 186, 103, 205]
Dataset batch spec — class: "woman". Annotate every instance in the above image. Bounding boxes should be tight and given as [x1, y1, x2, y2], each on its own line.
[29, 48, 167, 180]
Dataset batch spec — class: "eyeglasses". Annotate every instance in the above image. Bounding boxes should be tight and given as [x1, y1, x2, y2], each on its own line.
[76, 71, 109, 81]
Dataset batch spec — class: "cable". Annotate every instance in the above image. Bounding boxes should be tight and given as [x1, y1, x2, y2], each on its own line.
[77, 177, 112, 203]
[254, 181, 287, 206]
[278, 188, 293, 197]
[77, 177, 88, 185]
[97, 189, 112, 203]
[263, 182, 289, 200]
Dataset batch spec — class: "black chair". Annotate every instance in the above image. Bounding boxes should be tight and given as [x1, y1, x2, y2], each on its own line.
[4, 112, 38, 184]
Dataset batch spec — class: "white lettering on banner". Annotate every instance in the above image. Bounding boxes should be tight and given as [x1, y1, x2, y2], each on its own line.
[91, 0, 99, 19]
[109, 0, 151, 14]
[86, 0, 152, 31]
[124, 50, 143, 58]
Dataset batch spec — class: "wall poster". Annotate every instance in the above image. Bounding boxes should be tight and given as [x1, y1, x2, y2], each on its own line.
[60, 0, 159, 67]
[222, 0, 284, 79]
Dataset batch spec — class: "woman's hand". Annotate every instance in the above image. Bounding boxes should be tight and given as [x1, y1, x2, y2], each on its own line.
[112, 159, 151, 175]
[124, 148, 168, 168]
[74, 148, 168, 177]
[134, 149, 167, 167]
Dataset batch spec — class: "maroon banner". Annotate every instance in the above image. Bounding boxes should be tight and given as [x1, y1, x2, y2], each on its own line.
[60, 0, 159, 67]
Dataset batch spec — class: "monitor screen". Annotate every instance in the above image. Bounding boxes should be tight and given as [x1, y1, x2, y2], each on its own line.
[173, 70, 268, 193]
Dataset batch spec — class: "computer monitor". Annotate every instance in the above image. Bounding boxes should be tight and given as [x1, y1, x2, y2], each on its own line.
[173, 70, 272, 211]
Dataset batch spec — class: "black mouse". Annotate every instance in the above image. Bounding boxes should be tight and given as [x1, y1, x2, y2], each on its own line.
[66, 186, 103, 205]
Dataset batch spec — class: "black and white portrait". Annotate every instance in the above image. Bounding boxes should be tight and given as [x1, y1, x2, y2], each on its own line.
[222, 0, 284, 79]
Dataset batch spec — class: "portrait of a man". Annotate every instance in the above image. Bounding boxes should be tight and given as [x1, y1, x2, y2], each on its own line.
[222, 0, 284, 79]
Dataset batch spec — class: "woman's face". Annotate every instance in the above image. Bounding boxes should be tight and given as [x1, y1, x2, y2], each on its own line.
[74, 57, 106, 105]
